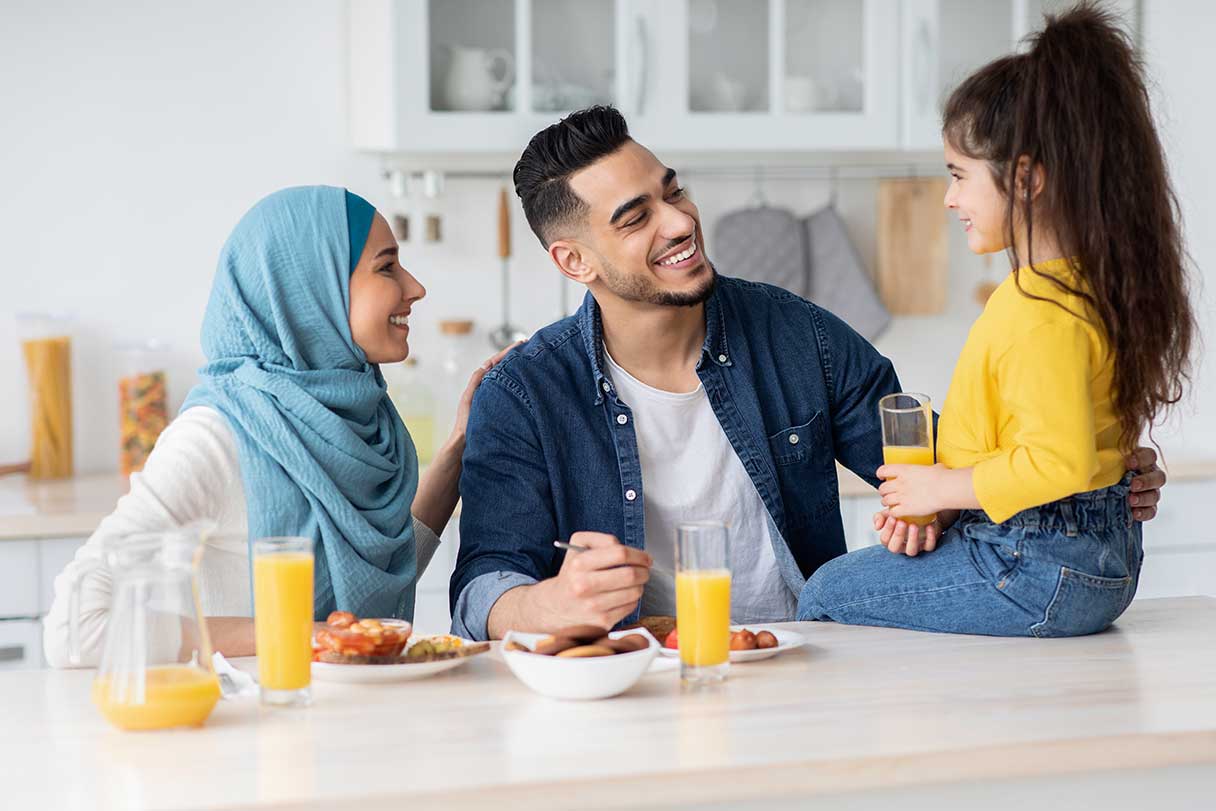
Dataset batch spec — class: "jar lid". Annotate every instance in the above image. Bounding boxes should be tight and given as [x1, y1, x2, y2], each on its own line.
[439, 320, 475, 335]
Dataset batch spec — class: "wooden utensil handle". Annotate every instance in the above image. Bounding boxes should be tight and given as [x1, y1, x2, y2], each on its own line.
[498, 186, 511, 259]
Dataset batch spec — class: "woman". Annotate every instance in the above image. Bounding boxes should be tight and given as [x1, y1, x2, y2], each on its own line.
[44, 186, 510, 666]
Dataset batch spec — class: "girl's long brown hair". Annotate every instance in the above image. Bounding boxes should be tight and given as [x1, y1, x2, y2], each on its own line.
[942, 2, 1196, 451]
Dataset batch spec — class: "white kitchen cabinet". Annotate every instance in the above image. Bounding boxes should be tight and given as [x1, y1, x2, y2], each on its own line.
[350, 0, 635, 153]
[0, 541, 40, 618]
[0, 620, 43, 671]
[348, 0, 901, 154]
[37, 536, 86, 615]
[900, 0, 1140, 150]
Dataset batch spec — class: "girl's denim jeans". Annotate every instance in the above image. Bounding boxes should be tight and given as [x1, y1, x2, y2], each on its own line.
[798, 474, 1143, 637]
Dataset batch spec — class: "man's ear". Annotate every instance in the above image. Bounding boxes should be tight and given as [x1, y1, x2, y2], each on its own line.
[550, 239, 598, 285]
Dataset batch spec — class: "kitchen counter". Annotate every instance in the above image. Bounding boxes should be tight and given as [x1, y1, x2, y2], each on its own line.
[3, 597, 1215, 810]
[6, 460, 1213, 542]
[0, 472, 128, 541]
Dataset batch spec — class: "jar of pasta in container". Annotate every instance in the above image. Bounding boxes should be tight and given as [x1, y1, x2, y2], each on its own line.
[17, 313, 74, 479]
[117, 341, 169, 476]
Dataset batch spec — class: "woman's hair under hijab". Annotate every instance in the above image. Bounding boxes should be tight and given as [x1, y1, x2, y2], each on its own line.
[941, 1, 1196, 452]
[513, 105, 632, 248]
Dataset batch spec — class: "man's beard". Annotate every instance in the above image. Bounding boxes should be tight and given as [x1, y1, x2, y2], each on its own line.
[598, 256, 717, 308]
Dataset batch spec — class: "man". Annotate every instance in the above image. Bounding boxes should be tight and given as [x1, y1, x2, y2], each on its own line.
[449, 106, 1166, 641]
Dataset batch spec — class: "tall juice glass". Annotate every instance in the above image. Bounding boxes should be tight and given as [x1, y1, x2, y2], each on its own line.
[675, 522, 731, 686]
[879, 392, 937, 527]
[253, 537, 314, 706]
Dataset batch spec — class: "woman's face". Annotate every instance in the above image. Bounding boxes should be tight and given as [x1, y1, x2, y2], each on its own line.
[349, 214, 426, 364]
[942, 140, 1010, 256]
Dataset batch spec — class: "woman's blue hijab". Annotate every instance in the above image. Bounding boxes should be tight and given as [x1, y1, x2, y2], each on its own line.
[183, 186, 419, 620]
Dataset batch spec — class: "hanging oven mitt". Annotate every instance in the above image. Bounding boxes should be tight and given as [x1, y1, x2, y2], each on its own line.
[803, 204, 891, 341]
[711, 205, 809, 297]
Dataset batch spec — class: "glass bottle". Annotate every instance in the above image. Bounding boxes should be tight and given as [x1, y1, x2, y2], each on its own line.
[387, 357, 436, 465]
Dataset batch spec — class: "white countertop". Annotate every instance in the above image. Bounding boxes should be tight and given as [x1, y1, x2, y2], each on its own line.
[4, 597, 1215, 810]
[5, 460, 1213, 542]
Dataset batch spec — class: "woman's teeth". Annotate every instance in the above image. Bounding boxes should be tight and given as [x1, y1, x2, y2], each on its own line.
[659, 243, 698, 266]
[389, 315, 408, 326]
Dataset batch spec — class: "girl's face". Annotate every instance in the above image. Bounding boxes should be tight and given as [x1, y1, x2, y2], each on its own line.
[943, 140, 1010, 255]
[349, 214, 426, 364]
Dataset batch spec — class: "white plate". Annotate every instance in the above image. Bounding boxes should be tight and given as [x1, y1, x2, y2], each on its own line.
[658, 626, 807, 663]
[311, 638, 486, 684]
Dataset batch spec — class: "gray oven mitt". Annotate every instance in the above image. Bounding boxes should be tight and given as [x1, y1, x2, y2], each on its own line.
[712, 206, 809, 297]
[804, 205, 890, 341]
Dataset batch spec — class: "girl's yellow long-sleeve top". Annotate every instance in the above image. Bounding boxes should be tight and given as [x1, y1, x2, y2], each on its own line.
[936, 258, 1126, 523]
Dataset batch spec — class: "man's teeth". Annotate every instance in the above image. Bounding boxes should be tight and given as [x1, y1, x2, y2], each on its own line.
[389, 315, 408, 326]
[962, 219, 972, 227]
[659, 243, 698, 266]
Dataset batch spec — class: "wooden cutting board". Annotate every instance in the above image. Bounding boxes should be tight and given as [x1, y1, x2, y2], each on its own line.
[876, 177, 949, 315]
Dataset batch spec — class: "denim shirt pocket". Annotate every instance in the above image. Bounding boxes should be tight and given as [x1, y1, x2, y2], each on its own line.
[767, 411, 836, 529]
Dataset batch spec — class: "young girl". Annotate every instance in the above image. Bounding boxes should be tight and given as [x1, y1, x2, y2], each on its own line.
[799, 4, 1195, 637]
[45, 186, 511, 666]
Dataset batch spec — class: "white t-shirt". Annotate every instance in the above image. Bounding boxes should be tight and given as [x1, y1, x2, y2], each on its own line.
[603, 350, 798, 623]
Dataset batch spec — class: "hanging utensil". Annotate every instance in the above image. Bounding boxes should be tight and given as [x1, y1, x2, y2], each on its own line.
[489, 186, 529, 349]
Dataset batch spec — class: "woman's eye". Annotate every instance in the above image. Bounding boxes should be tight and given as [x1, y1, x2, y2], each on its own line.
[377, 264, 395, 275]
[667, 186, 685, 200]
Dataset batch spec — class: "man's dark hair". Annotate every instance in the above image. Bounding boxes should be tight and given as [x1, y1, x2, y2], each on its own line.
[512, 105, 631, 247]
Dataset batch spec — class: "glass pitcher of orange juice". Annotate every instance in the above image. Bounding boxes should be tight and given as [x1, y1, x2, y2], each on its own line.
[68, 528, 220, 731]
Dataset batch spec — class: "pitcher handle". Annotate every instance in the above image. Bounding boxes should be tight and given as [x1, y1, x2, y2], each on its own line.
[486, 49, 515, 96]
[67, 557, 103, 666]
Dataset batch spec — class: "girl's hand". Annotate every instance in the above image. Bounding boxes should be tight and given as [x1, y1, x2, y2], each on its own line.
[871, 508, 960, 556]
[443, 342, 521, 452]
[876, 463, 951, 520]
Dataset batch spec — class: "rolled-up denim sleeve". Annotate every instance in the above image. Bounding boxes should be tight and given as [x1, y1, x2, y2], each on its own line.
[449, 371, 559, 640]
[450, 571, 539, 640]
[811, 303, 904, 488]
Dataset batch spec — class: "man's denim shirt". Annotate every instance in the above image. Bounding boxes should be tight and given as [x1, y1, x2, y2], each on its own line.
[450, 275, 900, 640]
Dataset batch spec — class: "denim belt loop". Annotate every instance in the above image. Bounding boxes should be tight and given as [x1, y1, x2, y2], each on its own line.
[1059, 500, 1079, 537]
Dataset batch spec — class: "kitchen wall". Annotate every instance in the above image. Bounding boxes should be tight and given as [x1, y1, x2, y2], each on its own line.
[2, 0, 1212, 475]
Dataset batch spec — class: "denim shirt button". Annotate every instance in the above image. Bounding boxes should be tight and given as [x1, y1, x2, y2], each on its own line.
[616, 414, 628, 425]
[789, 433, 800, 445]
[625, 489, 637, 502]
[602, 381, 612, 393]
[718, 354, 728, 363]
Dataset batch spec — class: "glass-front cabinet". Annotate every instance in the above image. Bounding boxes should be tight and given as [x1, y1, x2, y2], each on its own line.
[348, 0, 1134, 154]
[899, 0, 1140, 150]
[349, 0, 900, 153]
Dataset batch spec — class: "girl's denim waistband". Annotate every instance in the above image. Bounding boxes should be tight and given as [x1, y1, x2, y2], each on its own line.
[966, 471, 1134, 535]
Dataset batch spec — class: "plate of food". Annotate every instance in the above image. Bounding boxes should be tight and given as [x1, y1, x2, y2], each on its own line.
[311, 611, 489, 683]
[657, 624, 807, 663]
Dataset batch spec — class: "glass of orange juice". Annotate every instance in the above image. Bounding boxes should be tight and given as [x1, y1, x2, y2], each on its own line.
[675, 521, 731, 686]
[253, 536, 314, 707]
[879, 392, 937, 526]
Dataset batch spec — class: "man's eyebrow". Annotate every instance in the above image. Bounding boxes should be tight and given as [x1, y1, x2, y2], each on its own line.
[374, 245, 398, 260]
[946, 163, 966, 173]
[609, 194, 649, 226]
[608, 168, 680, 226]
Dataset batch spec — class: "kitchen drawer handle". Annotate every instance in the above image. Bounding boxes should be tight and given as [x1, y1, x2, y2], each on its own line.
[0, 645, 25, 664]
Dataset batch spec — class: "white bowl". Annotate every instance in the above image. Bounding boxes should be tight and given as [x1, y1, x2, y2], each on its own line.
[501, 628, 660, 700]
